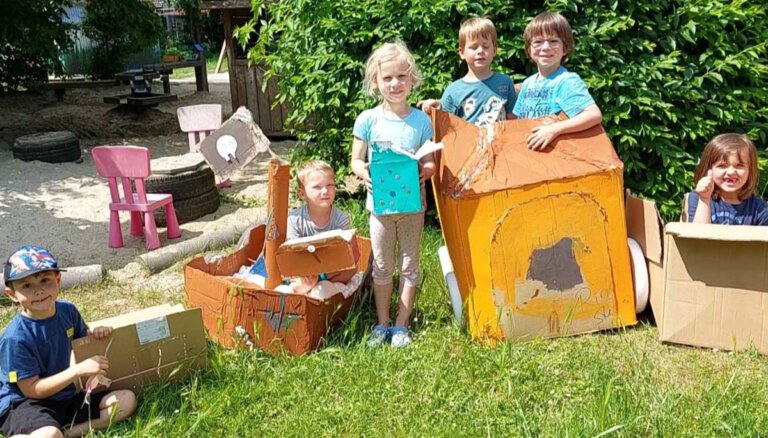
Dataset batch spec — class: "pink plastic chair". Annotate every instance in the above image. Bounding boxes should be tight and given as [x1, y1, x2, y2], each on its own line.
[91, 146, 181, 250]
[177, 104, 223, 153]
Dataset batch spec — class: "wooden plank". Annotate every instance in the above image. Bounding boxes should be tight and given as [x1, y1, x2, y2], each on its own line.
[232, 61, 246, 110]
[247, 65, 268, 131]
[265, 73, 284, 134]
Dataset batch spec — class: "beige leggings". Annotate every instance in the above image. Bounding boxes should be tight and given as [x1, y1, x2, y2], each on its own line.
[369, 212, 424, 287]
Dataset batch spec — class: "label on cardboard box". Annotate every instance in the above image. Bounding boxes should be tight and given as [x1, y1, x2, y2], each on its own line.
[136, 316, 171, 345]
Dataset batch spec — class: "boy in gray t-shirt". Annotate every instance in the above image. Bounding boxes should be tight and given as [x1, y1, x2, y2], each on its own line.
[282, 160, 351, 294]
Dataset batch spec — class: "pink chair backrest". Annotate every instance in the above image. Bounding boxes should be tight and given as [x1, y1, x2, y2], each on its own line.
[92, 146, 151, 204]
[177, 104, 223, 150]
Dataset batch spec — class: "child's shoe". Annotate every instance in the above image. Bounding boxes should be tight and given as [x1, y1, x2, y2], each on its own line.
[390, 326, 412, 348]
[367, 324, 390, 347]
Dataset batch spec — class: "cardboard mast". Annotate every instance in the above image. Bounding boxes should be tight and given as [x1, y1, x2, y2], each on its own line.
[265, 158, 290, 289]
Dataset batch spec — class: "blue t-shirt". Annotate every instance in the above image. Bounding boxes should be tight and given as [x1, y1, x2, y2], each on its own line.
[687, 192, 768, 225]
[512, 66, 595, 119]
[0, 301, 88, 417]
[440, 72, 517, 125]
[353, 106, 433, 212]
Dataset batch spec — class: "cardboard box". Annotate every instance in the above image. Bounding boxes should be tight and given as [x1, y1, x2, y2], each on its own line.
[184, 225, 372, 355]
[431, 111, 637, 342]
[660, 222, 768, 353]
[276, 229, 360, 281]
[197, 106, 271, 180]
[370, 143, 422, 215]
[625, 193, 665, 323]
[72, 304, 207, 393]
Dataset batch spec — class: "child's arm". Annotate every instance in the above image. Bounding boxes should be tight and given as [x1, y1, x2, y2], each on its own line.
[419, 152, 436, 182]
[16, 355, 109, 399]
[691, 170, 714, 224]
[417, 99, 441, 115]
[351, 136, 371, 190]
[526, 104, 602, 151]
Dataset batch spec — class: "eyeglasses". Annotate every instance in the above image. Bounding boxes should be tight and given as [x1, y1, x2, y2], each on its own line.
[530, 38, 563, 49]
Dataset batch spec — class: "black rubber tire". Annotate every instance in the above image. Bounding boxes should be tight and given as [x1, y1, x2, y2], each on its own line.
[145, 166, 216, 201]
[12, 131, 81, 163]
[155, 187, 220, 226]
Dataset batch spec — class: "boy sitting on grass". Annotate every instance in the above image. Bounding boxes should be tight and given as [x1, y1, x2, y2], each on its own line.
[0, 246, 136, 438]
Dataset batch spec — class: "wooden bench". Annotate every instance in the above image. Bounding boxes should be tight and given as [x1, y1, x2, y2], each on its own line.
[33, 79, 117, 101]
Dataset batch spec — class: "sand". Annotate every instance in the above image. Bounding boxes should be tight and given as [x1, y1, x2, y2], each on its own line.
[0, 77, 293, 291]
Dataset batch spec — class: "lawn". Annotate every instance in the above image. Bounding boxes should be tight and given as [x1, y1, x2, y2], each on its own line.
[2, 197, 768, 436]
[170, 57, 228, 80]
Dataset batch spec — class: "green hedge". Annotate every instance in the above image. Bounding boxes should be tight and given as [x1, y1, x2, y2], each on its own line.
[244, 0, 768, 219]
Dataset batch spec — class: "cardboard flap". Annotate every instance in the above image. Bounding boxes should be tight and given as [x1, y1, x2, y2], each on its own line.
[625, 192, 664, 263]
[665, 222, 768, 242]
[431, 110, 623, 198]
[276, 229, 359, 277]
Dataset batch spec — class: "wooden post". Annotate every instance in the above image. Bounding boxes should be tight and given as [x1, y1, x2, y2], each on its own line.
[215, 40, 227, 74]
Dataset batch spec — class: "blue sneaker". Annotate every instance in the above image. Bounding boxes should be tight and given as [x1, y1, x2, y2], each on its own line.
[390, 326, 412, 348]
[367, 324, 390, 347]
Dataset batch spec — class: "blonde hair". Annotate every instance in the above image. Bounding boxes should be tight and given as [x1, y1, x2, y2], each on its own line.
[296, 160, 335, 190]
[459, 17, 498, 49]
[363, 40, 422, 97]
[693, 133, 759, 201]
[524, 12, 575, 60]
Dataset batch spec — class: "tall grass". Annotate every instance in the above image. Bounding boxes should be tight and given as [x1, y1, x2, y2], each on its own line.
[2, 198, 768, 436]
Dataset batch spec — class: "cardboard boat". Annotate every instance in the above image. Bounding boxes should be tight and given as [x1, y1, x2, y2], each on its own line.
[431, 111, 637, 343]
[184, 158, 371, 355]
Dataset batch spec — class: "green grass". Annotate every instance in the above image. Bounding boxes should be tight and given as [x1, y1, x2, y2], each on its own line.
[170, 58, 228, 80]
[3, 198, 768, 436]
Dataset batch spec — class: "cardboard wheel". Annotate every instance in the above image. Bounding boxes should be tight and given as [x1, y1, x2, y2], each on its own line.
[628, 238, 649, 314]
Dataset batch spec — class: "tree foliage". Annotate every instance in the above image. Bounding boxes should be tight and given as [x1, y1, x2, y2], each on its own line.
[0, 0, 73, 91]
[243, 0, 768, 218]
[82, 0, 164, 78]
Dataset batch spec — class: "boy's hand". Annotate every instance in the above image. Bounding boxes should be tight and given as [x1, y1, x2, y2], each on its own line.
[527, 121, 561, 151]
[695, 170, 715, 202]
[89, 326, 112, 339]
[417, 99, 441, 115]
[75, 355, 109, 377]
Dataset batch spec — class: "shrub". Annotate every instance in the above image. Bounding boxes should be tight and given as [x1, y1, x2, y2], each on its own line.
[82, 0, 164, 78]
[244, 0, 768, 219]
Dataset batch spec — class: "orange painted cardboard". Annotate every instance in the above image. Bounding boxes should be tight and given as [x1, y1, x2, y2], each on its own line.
[276, 229, 360, 282]
[660, 222, 768, 353]
[431, 111, 637, 343]
[72, 304, 207, 393]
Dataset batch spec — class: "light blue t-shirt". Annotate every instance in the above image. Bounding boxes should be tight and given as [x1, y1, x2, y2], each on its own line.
[0, 301, 88, 417]
[512, 66, 595, 119]
[440, 72, 517, 125]
[353, 106, 433, 212]
[687, 192, 768, 225]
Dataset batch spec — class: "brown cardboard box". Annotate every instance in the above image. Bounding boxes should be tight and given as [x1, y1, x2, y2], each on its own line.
[625, 193, 665, 324]
[276, 229, 360, 280]
[72, 304, 207, 393]
[660, 222, 768, 353]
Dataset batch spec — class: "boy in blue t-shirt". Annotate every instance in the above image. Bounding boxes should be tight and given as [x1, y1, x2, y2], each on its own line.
[513, 12, 603, 150]
[0, 246, 136, 437]
[419, 17, 516, 125]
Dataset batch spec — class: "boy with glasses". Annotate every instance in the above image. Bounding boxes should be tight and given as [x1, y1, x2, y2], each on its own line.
[513, 12, 603, 150]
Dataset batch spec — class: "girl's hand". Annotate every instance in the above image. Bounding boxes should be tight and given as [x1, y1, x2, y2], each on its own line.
[695, 170, 715, 201]
[419, 161, 436, 183]
[359, 163, 372, 190]
[417, 99, 441, 115]
[89, 326, 112, 339]
[527, 120, 561, 151]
